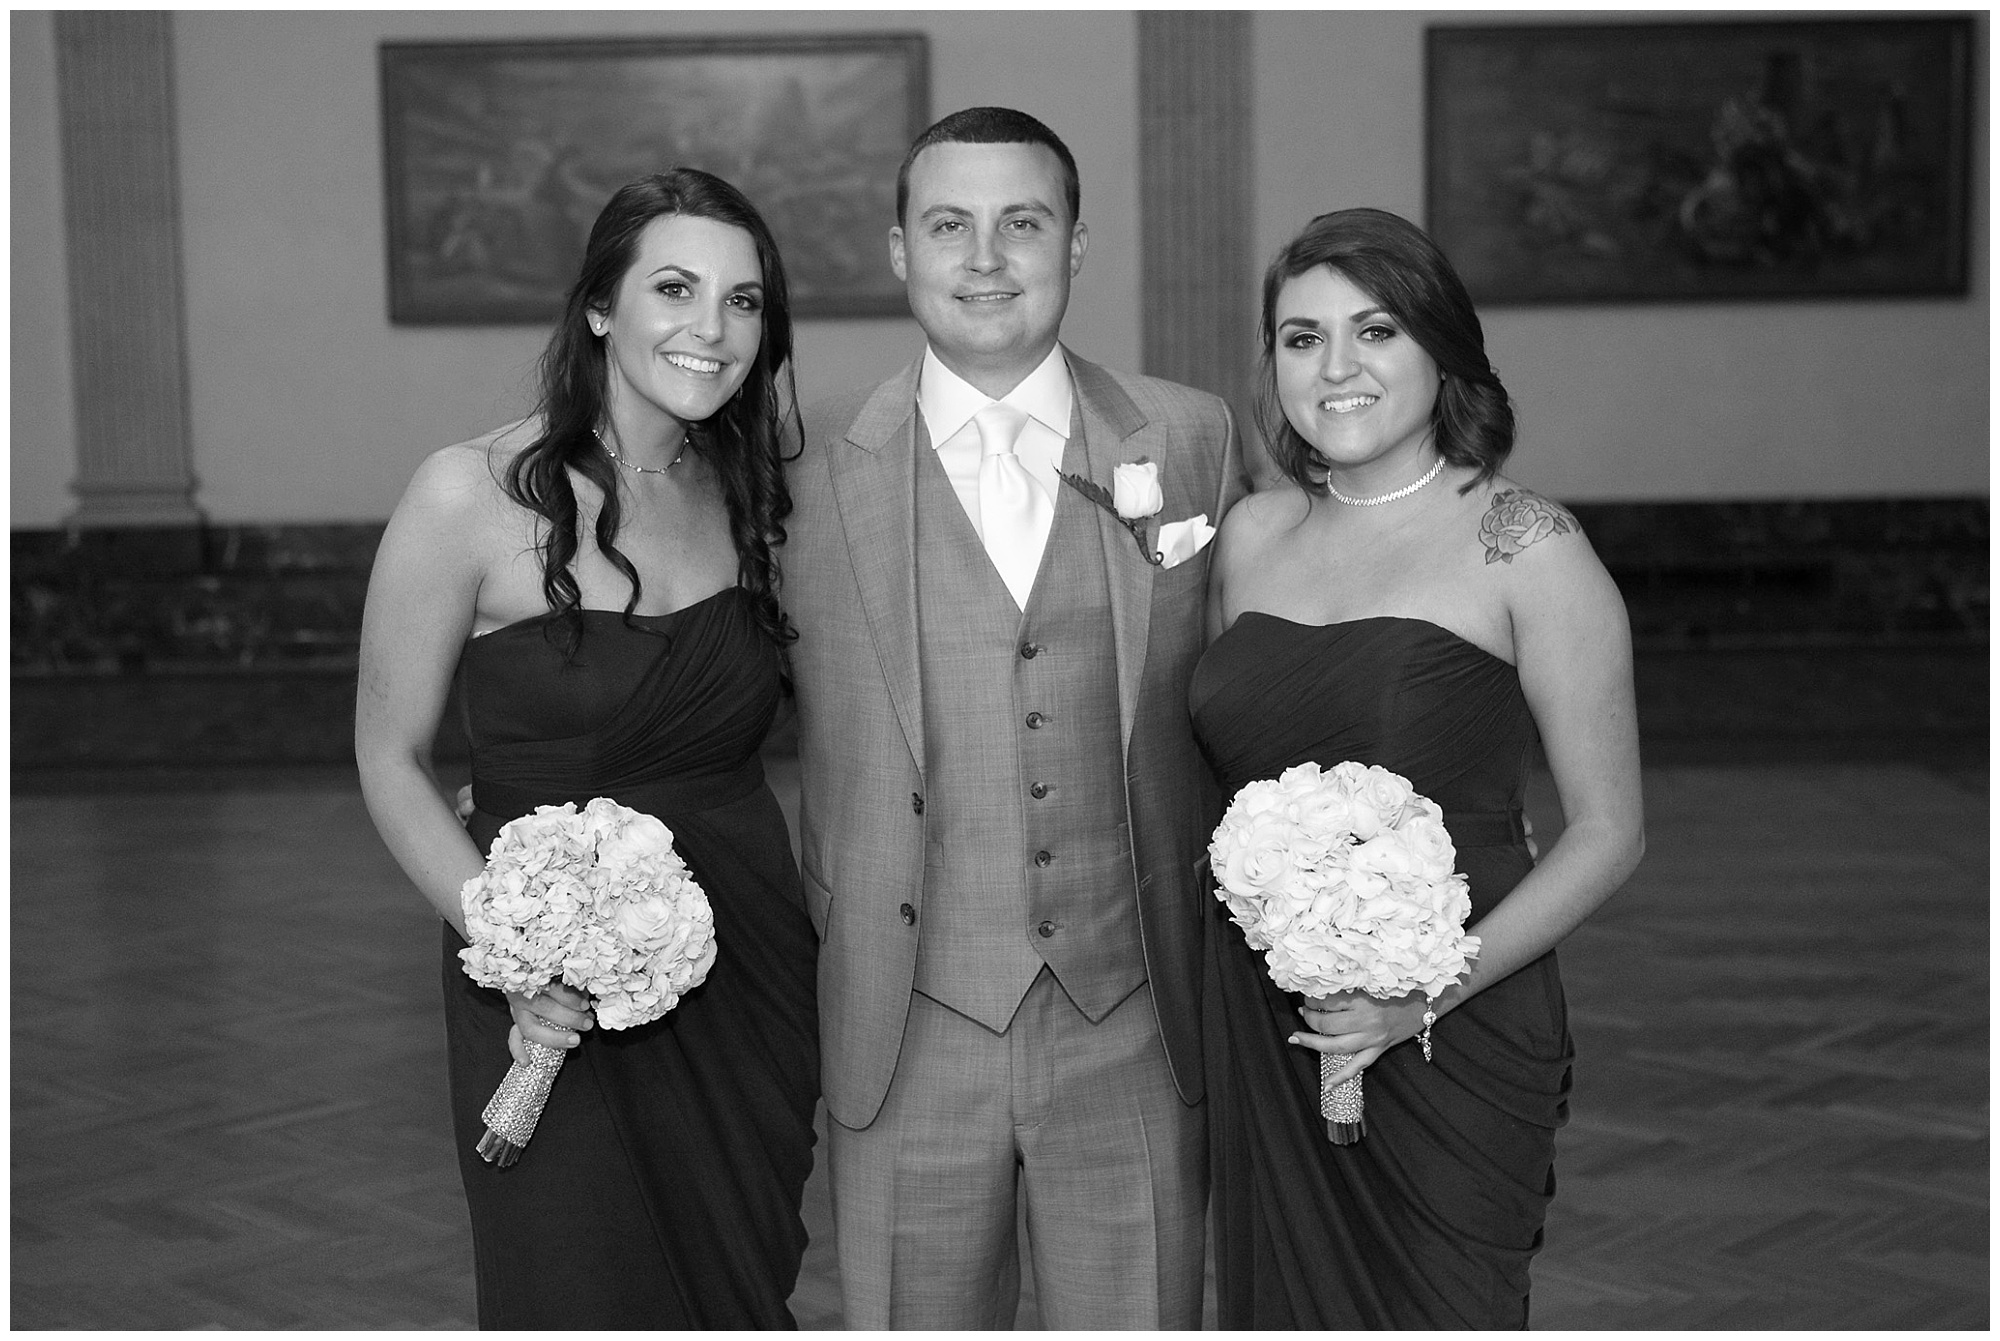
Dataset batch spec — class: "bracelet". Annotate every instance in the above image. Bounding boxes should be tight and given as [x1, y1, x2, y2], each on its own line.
[1418, 1005, 1437, 1063]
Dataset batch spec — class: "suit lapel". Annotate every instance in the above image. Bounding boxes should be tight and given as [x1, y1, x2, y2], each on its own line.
[826, 360, 927, 777]
[1067, 350, 1154, 754]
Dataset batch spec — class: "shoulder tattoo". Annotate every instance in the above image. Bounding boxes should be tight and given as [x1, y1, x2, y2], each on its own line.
[1479, 489, 1577, 565]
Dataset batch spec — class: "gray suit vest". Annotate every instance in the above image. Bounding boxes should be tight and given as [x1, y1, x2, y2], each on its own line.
[909, 423, 1146, 1031]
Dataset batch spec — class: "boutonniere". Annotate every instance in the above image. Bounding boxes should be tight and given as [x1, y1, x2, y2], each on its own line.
[1058, 459, 1217, 570]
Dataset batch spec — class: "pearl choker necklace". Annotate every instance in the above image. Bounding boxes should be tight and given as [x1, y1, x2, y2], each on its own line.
[1330, 456, 1444, 507]
[595, 428, 685, 475]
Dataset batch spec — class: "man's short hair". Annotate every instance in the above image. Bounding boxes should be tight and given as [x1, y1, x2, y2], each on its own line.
[895, 106, 1081, 227]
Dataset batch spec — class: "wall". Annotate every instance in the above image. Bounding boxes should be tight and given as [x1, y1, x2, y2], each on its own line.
[10, 9, 1140, 525]
[12, 10, 1989, 525]
[1254, 10, 1990, 501]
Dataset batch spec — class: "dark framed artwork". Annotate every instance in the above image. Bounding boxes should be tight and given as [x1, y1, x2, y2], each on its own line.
[1425, 18, 1972, 304]
[380, 34, 929, 323]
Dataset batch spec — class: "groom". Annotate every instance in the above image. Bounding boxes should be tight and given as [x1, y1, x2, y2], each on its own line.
[785, 107, 1247, 1327]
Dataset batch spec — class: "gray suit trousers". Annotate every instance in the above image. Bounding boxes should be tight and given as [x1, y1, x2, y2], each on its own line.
[828, 971, 1206, 1329]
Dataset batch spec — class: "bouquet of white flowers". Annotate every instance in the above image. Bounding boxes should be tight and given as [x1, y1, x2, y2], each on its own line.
[1209, 761, 1479, 1143]
[459, 797, 716, 1165]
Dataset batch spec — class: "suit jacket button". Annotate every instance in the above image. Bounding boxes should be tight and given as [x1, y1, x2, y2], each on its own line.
[1034, 850, 1052, 867]
[1025, 712, 1045, 729]
[911, 793, 925, 815]
[1019, 642, 1041, 659]
[899, 903, 916, 926]
[1037, 920, 1057, 938]
[1030, 782, 1048, 799]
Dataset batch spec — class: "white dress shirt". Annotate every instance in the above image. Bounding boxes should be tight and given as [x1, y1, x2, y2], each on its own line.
[918, 344, 1073, 547]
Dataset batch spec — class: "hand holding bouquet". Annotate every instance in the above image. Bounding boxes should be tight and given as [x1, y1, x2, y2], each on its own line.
[1209, 761, 1478, 1143]
[459, 797, 716, 1165]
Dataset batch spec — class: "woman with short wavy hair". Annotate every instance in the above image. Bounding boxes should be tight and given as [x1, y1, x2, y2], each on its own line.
[356, 168, 818, 1327]
[1194, 207, 1644, 1327]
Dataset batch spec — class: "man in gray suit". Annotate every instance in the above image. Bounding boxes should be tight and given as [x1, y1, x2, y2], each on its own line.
[785, 106, 1248, 1328]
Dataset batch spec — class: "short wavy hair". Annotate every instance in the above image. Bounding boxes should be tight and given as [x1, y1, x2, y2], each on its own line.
[1256, 207, 1515, 495]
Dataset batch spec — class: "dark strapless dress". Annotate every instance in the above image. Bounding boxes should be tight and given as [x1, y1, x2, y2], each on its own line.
[442, 588, 819, 1328]
[1190, 615, 1573, 1329]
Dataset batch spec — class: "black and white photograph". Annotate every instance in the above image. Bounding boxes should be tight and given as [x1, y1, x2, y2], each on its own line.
[381, 34, 929, 321]
[1425, 16, 1975, 303]
[11, 8, 1986, 1331]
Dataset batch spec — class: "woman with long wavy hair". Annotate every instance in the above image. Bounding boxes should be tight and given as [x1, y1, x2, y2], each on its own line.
[357, 169, 818, 1327]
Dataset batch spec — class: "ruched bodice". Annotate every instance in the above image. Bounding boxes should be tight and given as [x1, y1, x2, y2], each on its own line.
[459, 589, 778, 845]
[441, 587, 818, 1329]
[1193, 614, 1538, 910]
[1192, 612, 1571, 1329]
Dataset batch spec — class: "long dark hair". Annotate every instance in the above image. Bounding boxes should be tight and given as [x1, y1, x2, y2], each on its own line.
[503, 168, 800, 653]
[1256, 207, 1515, 495]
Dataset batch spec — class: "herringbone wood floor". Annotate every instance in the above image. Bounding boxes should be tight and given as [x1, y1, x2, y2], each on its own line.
[11, 757, 1987, 1329]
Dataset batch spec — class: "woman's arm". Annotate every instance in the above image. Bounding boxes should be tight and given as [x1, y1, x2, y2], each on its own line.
[356, 443, 598, 1056]
[1452, 521, 1644, 991]
[1293, 511, 1644, 1075]
[354, 446, 493, 937]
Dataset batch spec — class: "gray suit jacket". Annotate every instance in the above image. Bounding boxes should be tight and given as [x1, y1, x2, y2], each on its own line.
[784, 348, 1248, 1130]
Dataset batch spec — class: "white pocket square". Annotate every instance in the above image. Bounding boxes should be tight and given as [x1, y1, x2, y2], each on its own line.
[1154, 514, 1216, 570]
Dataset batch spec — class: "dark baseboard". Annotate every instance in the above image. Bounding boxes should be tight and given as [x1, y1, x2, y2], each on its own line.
[1570, 497, 1985, 648]
[13, 521, 383, 674]
[10, 500, 1988, 772]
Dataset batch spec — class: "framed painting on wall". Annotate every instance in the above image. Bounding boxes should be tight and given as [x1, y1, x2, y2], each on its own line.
[381, 34, 929, 323]
[1425, 17, 1973, 304]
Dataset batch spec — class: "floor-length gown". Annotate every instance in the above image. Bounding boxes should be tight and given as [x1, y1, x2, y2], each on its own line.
[1190, 614, 1573, 1329]
[441, 588, 819, 1328]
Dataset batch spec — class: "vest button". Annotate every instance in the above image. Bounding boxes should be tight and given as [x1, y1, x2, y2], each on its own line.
[1019, 642, 1041, 659]
[911, 793, 925, 815]
[1025, 712, 1045, 729]
[1034, 850, 1053, 867]
[1037, 920, 1057, 938]
[899, 903, 917, 926]
[1030, 782, 1048, 800]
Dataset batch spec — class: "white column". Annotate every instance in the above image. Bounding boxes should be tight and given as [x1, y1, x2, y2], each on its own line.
[55, 11, 202, 527]
[1137, 12, 1254, 420]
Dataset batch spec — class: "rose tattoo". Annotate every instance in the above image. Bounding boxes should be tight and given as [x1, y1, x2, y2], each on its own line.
[1479, 489, 1577, 565]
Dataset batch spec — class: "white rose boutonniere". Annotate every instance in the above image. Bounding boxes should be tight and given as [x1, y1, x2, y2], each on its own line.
[1110, 461, 1165, 520]
[1059, 458, 1217, 570]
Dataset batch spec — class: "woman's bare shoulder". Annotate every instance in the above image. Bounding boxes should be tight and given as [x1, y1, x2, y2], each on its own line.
[1215, 483, 1313, 582]
[409, 420, 537, 499]
[1223, 481, 1314, 539]
[1463, 474, 1627, 642]
[391, 421, 545, 546]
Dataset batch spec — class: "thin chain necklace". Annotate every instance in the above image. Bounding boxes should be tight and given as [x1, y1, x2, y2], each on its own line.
[594, 427, 685, 475]
[1329, 455, 1444, 507]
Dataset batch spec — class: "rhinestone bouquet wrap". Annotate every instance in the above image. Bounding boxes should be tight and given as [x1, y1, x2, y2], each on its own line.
[460, 798, 716, 1167]
[1209, 761, 1478, 1144]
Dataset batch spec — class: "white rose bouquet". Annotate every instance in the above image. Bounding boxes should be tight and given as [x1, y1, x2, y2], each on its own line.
[459, 797, 716, 1166]
[1209, 761, 1479, 1144]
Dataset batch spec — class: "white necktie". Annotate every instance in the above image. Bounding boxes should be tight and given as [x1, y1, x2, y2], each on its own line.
[973, 402, 1052, 607]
